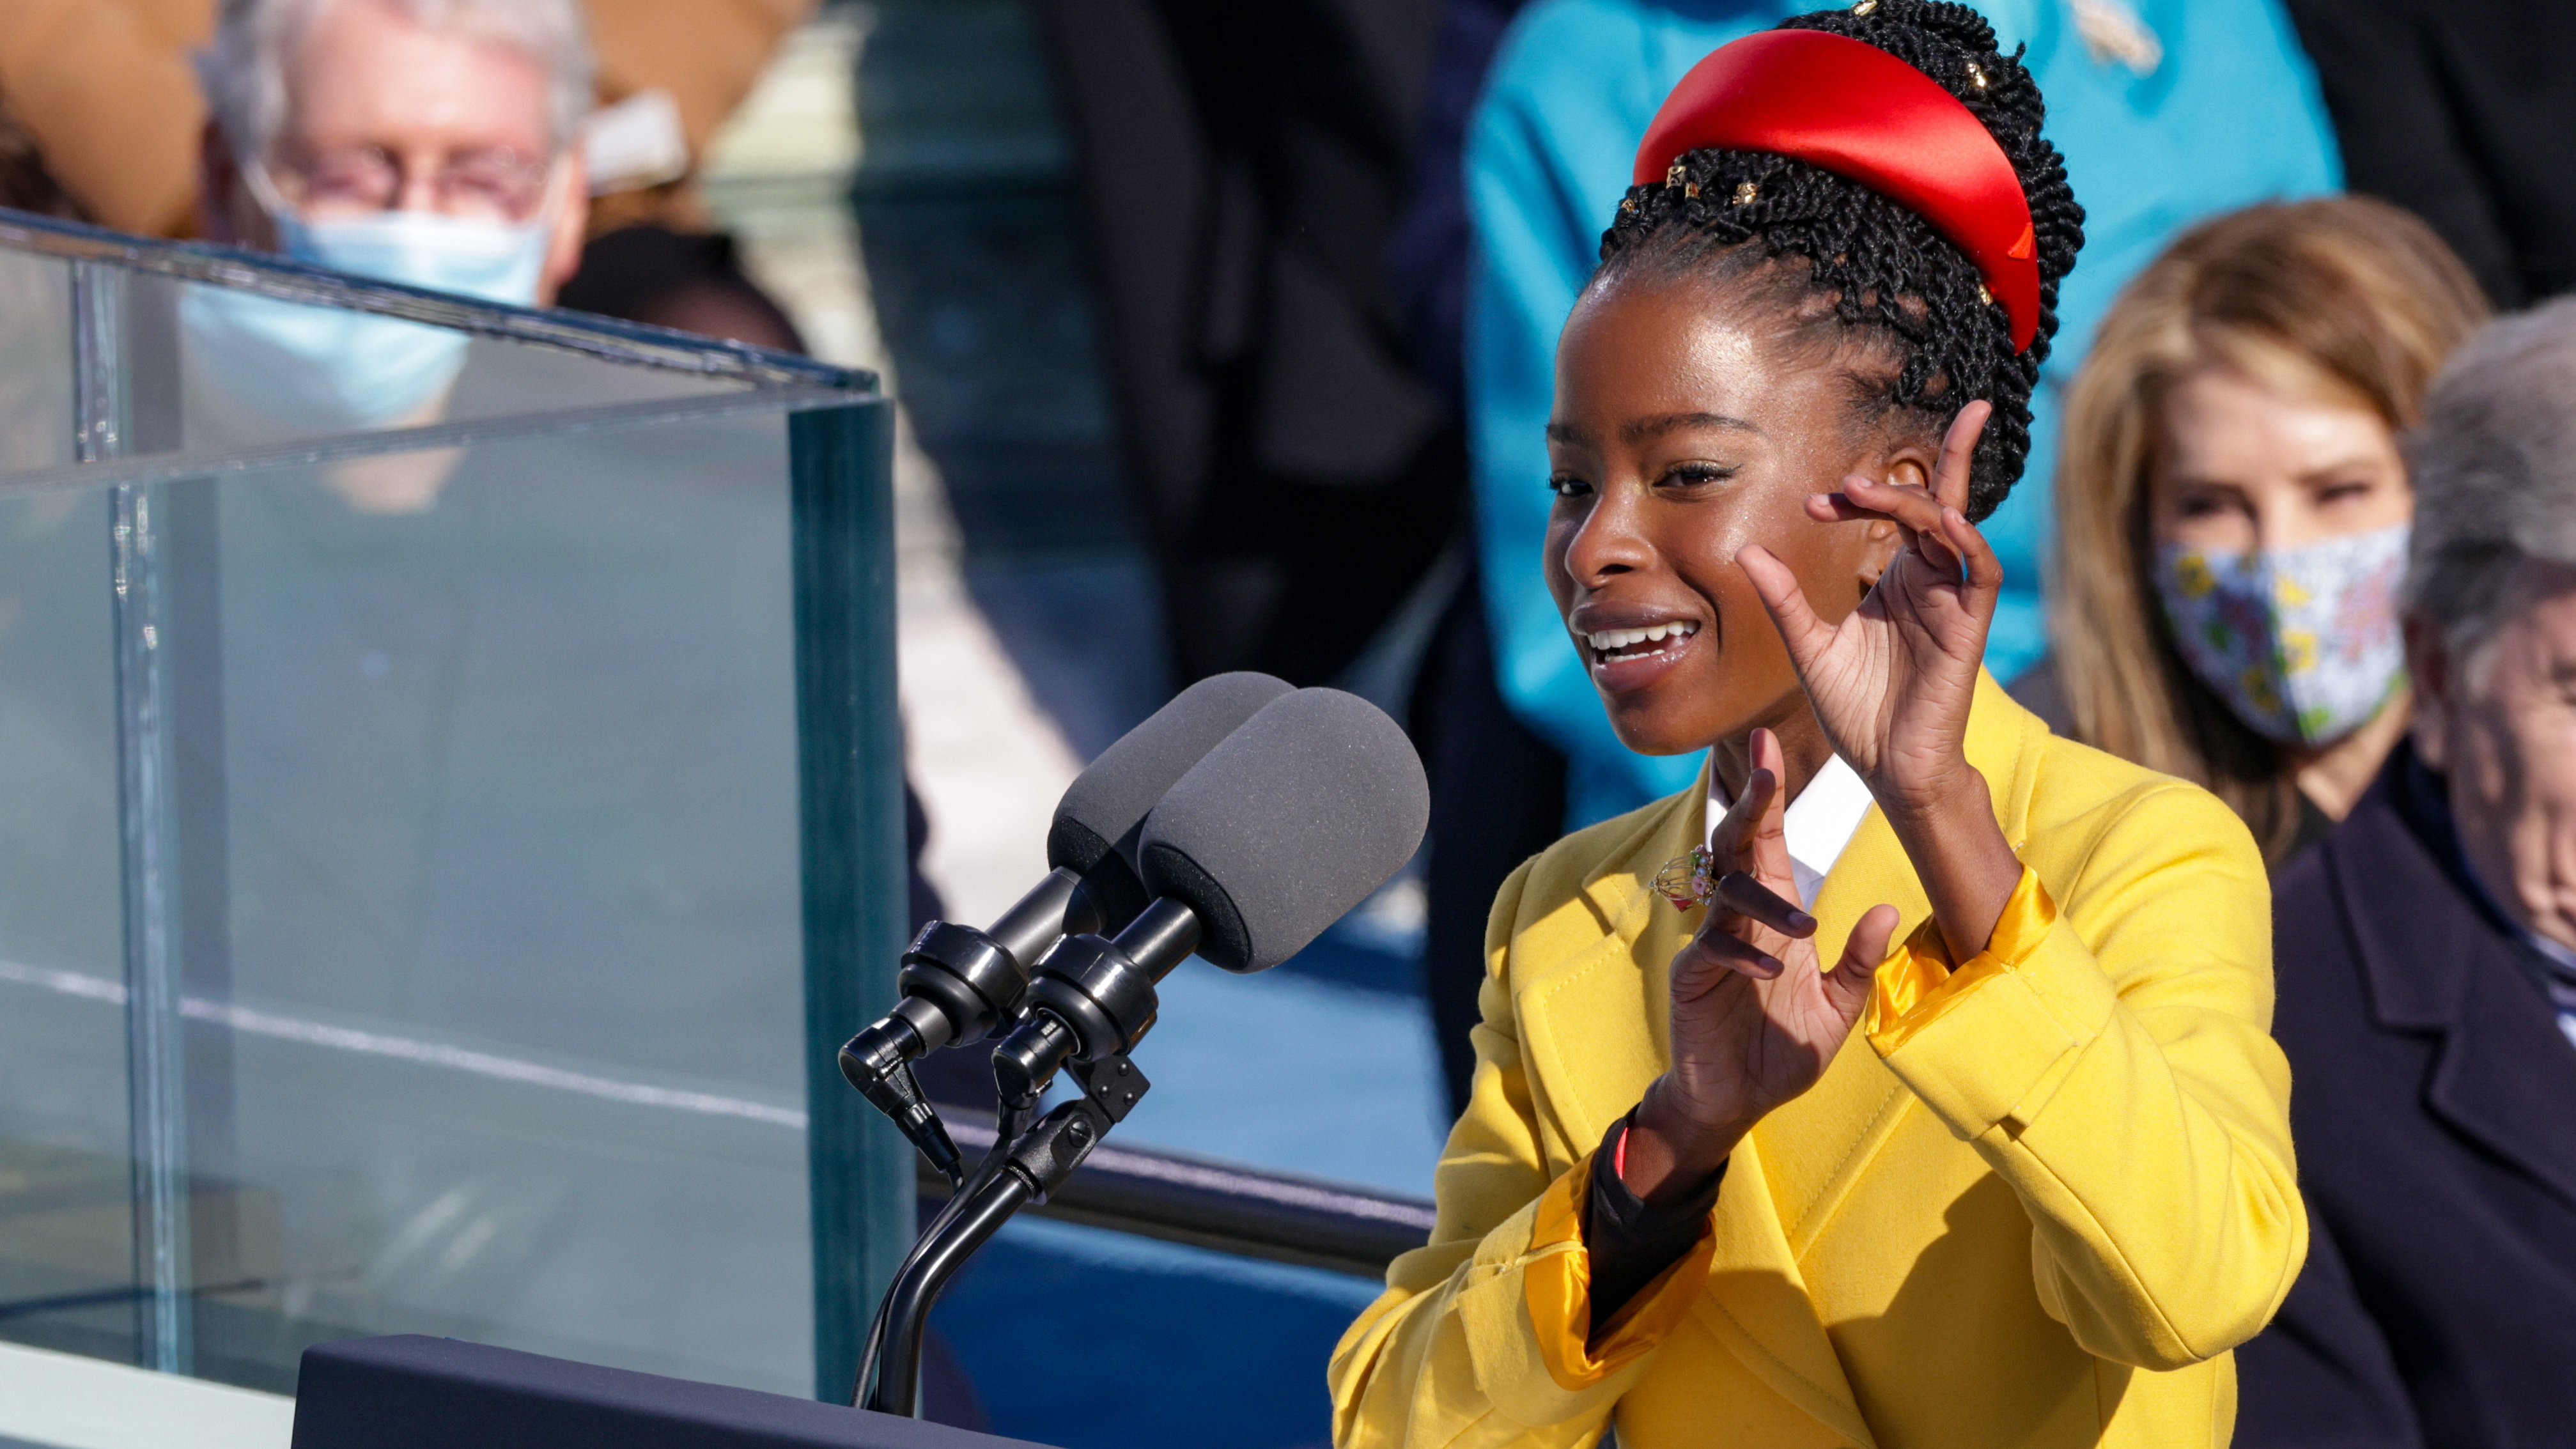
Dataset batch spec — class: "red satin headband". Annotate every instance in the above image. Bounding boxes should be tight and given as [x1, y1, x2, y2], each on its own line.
[1631, 29, 2041, 353]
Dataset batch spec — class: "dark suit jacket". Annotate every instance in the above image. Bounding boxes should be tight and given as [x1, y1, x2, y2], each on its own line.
[2236, 744, 2576, 1448]
[1029, 0, 1463, 687]
[2282, 0, 2576, 307]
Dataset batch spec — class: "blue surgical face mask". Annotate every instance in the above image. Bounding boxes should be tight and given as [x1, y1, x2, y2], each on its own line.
[180, 172, 554, 436]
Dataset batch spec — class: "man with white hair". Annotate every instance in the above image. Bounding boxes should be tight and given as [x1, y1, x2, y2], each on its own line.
[2236, 297, 2576, 1446]
[198, 0, 591, 300]
[183, 0, 593, 461]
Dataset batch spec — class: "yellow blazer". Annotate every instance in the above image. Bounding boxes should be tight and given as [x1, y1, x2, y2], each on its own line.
[1330, 674, 2302, 1448]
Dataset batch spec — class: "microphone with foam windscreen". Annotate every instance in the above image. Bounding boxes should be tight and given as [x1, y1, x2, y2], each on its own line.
[989, 686, 1431, 1105]
[838, 670, 1291, 1182]
[858, 686, 1430, 1415]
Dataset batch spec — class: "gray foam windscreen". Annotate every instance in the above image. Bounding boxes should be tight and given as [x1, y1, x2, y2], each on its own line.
[1136, 688, 1429, 973]
[1046, 672, 1294, 876]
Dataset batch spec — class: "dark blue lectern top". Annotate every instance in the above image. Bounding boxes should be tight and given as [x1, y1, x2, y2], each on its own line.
[290, 1335, 1058, 1449]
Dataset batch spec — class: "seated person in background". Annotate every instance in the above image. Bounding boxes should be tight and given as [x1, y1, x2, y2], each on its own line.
[2035, 199, 2487, 867]
[2233, 297, 2576, 1447]
[0, 0, 805, 348]
[1331, 6, 2301, 1446]
[188, 0, 592, 507]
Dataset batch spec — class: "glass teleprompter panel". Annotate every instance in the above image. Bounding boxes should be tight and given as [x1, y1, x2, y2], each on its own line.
[0, 211, 873, 491]
[0, 210, 898, 1402]
[156, 412, 817, 1395]
[0, 483, 137, 1368]
[0, 247, 71, 474]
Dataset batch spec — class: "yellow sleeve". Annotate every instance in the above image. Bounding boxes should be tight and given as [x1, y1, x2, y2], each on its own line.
[1328, 860, 1700, 1448]
[1521, 1149, 1716, 1390]
[1861, 784, 2306, 1371]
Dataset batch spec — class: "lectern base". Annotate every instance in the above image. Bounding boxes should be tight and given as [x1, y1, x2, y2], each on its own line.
[290, 1335, 1057, 1449]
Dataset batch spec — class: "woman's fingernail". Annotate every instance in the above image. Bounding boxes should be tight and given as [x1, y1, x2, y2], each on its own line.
[1788, 910, 1815, 933]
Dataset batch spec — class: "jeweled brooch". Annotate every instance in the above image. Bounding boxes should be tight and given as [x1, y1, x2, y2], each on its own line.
[1653, 845, 1719, 910]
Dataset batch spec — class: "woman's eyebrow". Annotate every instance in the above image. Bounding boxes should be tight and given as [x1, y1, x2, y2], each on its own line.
[2294, 454, 2399, 485]
[1623, 411, 1760, 442]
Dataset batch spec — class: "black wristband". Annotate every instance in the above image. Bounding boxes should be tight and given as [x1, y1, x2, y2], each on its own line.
[1584, 1108, 1725, 1324]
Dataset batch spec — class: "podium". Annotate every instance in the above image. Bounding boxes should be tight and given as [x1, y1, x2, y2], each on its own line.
[290, 1335, 1057, 1449]
[0, 207, 908, 1399]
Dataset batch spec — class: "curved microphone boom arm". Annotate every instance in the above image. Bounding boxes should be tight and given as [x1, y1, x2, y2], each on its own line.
[854, 1048, 1154, 1415]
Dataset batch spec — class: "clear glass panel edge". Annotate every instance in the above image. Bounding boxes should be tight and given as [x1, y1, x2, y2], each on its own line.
[0, 208, 878, 394]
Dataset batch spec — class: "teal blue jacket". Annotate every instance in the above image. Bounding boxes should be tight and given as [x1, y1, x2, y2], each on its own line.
[1466, 0, 2338, 826]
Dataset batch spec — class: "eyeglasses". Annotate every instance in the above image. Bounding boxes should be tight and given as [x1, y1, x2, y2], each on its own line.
[267, 145, 555, 224]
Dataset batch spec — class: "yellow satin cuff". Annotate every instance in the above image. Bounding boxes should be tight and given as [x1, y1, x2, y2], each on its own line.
[1864, 864, 2059, 1057]
[1524, 1149, 1719, 1392]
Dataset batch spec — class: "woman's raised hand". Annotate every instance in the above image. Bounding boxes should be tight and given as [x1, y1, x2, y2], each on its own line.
[1737, 401, 1998, 814]
[1624, 727, 1901, 1204]
[1735, 399, 2025, 970]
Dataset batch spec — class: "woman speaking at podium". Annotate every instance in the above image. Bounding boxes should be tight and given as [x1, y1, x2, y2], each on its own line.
[1329, 5, 2300, 1445]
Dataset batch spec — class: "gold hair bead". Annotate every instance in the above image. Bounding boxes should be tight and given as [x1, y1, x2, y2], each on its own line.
[1966, 60, 1989, 89]
[1978, 283, 1994, 305]
[1666, 160, 1689, 188]
[1684, 182, 1700, 199]
[1852, 0, 1877, 14]
[1620, 197, 1638, 215]
[1732, 181, 1759, 205]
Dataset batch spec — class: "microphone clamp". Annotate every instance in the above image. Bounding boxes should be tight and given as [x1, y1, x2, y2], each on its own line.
[991, 897, 1201, 1108]
[892, 920, 1028, 1051]
[840, 875, 1100, 1186]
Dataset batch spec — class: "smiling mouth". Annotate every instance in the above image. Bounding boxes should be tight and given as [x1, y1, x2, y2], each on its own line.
[1584, 619, 1700, 667]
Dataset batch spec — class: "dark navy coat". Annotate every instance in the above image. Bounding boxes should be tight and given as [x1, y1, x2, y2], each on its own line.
[2237, 744, 2576, 1448]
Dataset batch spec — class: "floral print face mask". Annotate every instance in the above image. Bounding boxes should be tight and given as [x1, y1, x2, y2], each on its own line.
[2152, 523, 2409, 747]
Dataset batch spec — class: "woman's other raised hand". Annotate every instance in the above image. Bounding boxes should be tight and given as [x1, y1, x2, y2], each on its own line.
[1623, 727, 1902, 1205]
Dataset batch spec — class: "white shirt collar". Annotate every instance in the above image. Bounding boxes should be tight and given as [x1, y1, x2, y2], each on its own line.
[1704, 750, 1875, 911]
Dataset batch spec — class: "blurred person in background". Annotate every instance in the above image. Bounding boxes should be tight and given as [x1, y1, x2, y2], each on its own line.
[2233, 297, 2576, 1448]
[1386, 0, 1559, 1118]
[195, 0, 594, 304]
[1422, 0, 2337, 1119]
[1033, 0, 1464, 690]
[2035, 198, 2487, 867]
[2281, 0, 2576, 311]
[186, 0, 593, 510]
[0, 0, 805, 348]
[548, 0, 811, 350]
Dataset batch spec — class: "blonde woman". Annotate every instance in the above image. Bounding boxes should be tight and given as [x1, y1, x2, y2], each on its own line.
[2033, 198, 2487, 865]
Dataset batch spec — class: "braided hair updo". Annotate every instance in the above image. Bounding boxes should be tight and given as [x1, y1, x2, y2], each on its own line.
[1594, 0, 2084, 520]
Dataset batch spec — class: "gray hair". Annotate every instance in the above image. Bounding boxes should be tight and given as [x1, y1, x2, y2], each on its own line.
[199, 0, 595, 164]
[2405, 295, 2576, 662]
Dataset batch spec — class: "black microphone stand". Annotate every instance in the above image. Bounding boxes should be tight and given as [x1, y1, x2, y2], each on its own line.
[850, 899, 1195, 1415]
[853, 1050, 1152, 1416]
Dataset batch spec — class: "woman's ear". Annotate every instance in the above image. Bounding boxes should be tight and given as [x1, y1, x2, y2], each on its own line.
[1852, 436, 1936, 598]
[1883, 432, 1964, 509]
[1883, 450, 1932, 494]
